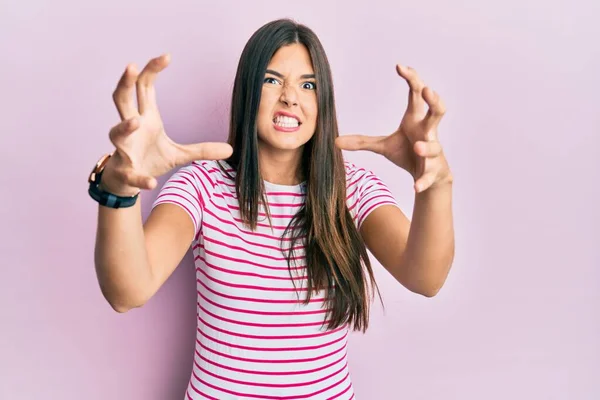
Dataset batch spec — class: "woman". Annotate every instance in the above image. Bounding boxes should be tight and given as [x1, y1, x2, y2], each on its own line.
[88, 18, 455, 399]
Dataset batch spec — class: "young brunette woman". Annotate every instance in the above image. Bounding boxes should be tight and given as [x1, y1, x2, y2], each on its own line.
[88, 18, 455, 400]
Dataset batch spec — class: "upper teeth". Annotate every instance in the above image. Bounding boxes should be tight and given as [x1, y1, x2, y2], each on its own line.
[275, 115, 300, 127]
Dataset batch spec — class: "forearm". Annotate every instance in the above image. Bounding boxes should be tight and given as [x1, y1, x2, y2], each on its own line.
[94, 199, 153, 312]
[402, 179, 455, 296]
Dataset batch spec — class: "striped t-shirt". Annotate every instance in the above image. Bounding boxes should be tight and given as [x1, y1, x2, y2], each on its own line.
[152, 160, 398, 400]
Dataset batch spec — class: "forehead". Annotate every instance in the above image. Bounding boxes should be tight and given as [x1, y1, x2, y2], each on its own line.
[267, 43, 314, 75]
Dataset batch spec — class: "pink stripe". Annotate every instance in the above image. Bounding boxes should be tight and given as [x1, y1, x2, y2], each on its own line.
[184, 167, 213, 204]
[195, 351, 347, 376]
[357, 199, 396, 227]
[223, 202, 302, 218]
[176, 169, 207, 210]
[193, 360, 348, 389]
[196, 279, 321, 305]
[154, 199, 198, 230]
[210, 197, 299, 230]
[345, 167, 366, 184]
[191, 368, 350, 399]
[208, 199, 300, 230]
[202, 257, 307, 281]
[202, 236, 305, 262]
[347, 194, 360, 212]
[326, 381, 353, 399]
[198, 249, 306, 271]
[215, 191, 306, 207]
[196, 338, 346, 364]
[198, 290, 325, 316]
[196, 268, 310, 293]
[187, 384, 217, 400]
[356, 192, 394, 218]
[202, 207, 302, 241]
[199, 303, 328, 327]
[205, 166, 235, 174]
[213, 178, 236, 187]
[155, 190, 197, 211]
[346, 183, 359, 201]
[191, 163, 216, 188]
[346, 171, 367, 191]
[197, 323, 346, 351]
[265, 191, 305, 197]
[217, 200, 304, 217]
[188, 379, 219, 399]
[200, 221, 306, 252]
[178, 170, 204, 204]
[197, 314, 344, 340]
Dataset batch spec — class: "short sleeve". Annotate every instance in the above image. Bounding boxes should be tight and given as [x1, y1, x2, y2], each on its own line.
[151, 163, 212, 236]
[346, 165, 399, 229]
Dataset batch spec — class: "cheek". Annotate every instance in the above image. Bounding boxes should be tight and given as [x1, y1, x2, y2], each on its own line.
[258, 91, 276, 122]
[304, 99, 318, 127]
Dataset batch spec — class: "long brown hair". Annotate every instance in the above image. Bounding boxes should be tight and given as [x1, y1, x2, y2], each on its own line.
[224, 18, 381, 332]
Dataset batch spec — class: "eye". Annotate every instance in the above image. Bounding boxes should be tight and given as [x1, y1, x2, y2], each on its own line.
[264, 77, 280, 85]
[302, 81, 316, 90]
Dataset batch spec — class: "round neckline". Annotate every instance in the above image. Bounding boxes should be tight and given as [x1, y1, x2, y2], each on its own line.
[263, 179, 306, 192]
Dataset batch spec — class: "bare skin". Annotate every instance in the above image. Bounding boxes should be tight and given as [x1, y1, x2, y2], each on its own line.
[94, 46, 454, 312]
[94, 54, 232, 312]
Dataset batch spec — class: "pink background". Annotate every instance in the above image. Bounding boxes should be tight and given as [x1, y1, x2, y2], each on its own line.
[1, 0, 598, 399]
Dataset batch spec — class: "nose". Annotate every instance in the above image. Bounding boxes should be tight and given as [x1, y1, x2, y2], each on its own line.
[279, 84, 298, 107]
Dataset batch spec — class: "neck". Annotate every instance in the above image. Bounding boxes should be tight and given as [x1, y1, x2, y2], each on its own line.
[258, 144, 305, 186]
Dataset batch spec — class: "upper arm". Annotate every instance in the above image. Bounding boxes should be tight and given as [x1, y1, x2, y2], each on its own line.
[142, 203, 196, 299]
[346, 165, 411, 285]
[360, 205, 411, 284]
[141, 164, 208, 299]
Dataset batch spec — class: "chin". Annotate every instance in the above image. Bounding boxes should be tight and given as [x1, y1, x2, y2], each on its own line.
[259, 127, 314, 153]
[261, 137, 309, 152]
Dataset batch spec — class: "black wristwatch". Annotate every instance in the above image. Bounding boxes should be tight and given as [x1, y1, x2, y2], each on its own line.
[88, 153, 139, 209]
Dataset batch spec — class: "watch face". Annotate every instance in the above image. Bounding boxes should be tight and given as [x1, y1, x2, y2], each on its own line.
[88, 153, 112, 183]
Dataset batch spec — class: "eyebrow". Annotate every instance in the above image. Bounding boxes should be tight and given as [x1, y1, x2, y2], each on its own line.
[265, 69, 316, 80]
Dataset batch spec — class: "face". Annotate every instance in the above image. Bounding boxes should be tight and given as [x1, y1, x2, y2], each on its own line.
[256, 43, 318, 155]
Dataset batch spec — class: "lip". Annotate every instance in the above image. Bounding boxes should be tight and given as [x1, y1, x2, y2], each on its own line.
[273, 110, 302, 132]
[273, 110, 302, 123]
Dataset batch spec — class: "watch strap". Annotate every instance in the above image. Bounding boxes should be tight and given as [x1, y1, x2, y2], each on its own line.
[88, 154, 139, 209]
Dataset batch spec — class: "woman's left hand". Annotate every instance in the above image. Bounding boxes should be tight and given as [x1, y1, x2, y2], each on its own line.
[336, 64, 452, 193]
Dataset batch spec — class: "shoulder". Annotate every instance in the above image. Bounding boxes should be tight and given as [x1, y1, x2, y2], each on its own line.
[157, 160, 235, 204]
[344, 160, 398, 225]
[344, 160, 384, 192]
[173, 160, 235, 191]
[192, 159, 233, 183]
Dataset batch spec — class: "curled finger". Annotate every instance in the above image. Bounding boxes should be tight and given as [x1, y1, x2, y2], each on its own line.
[108, 117, 139, 145]
[396, 64, 426, 116]
[414, 172, 437, 193]
[422, 87, 446, 131]
[122, 169, 157, 191]
[414, 140, 443, 158]
[112, 64, 139, 120]
[136, 54, 171, 114]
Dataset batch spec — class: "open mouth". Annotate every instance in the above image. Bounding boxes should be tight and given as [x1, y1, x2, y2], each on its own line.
[273, 114, 302, 129]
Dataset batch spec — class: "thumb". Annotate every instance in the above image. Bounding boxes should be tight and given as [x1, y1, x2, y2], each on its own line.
[177, 142, 234, 164]
[335, 135, 387, 154]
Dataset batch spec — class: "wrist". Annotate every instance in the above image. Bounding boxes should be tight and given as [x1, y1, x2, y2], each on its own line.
[88, 154, 140, 209]
[97, 175, 140, 197]
[98, 157, 141, 197]
[427, 171, 454, 192]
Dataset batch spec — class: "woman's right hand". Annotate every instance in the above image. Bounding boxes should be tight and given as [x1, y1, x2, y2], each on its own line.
[100, 54, 233, 196]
